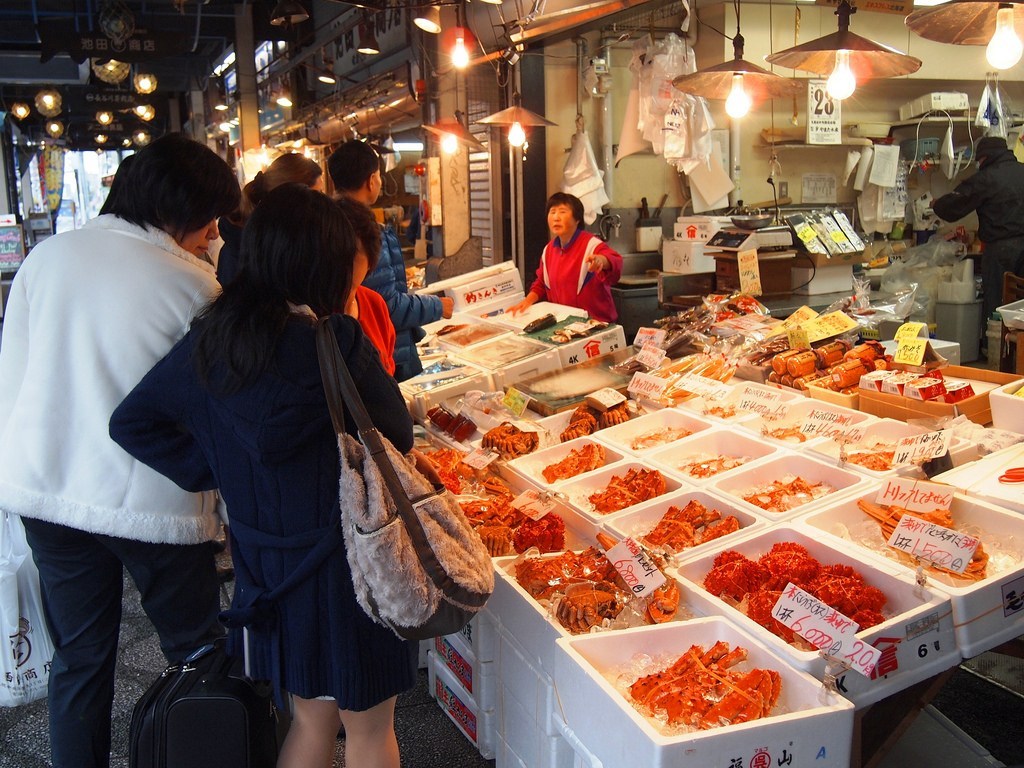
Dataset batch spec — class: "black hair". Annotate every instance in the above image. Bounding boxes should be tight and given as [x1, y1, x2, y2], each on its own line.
[192, 184, 358, 393]
[546, 192, 585, 229]
[327, 140, 381, 191]
[231, 152, 322, 224]
[103, 133, 240, 242]
[98, 153, 136, 216]
[334, 196, 381, 275]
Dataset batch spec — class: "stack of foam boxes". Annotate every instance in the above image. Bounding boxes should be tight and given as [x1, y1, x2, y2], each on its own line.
[426, 611, 499, 760]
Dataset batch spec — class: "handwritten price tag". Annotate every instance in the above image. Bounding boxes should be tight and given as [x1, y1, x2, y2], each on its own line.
[736, 248, 762, 296]
[769, 306, 818, 338]
[773, 584, 881, 678]
[892, 430, 952, 466]
[679, 373, 733, 400]
[799, 407, 861, 439]
[628, 372, 670, 400]
[894, 322, 927, 342]
[788, 325, 811, 350]
[633, 327, 667, 347]
[603, 537, 666, 597]
[802, 311, 859, 344]
[502, 387, 530, 417]
[511, 489, 558, 521]
[462, 448, 498, 470]
[893, 337, 928, 367]
[635, 343, 667, 370]
[886, 514, 979, 575]
[832, 425, 868, 445]
[876, 477, 954, 513]
[735, 383, 785, 415]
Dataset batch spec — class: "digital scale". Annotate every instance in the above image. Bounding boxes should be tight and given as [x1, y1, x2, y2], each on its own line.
[705, 225, 794, 252]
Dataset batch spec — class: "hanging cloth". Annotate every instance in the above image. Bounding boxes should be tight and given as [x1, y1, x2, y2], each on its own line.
[561, 124, 610, 225]
[615, 36, 653, 166]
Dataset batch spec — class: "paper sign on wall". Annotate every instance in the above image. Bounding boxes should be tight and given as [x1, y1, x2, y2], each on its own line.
[807, 80, 842, 145]
[736, 248, 762, 296]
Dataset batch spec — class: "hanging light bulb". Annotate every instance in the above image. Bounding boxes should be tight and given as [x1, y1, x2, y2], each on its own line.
[219, 121, 233, 133]
[95, 133, 108, 144]
[122, 138, 133, 148]
[451, 30, 470, 69]
[413, 6, 441, 34]
[724, 74, 751, 118]
[96, 110, 114, 125]
[134, 104, 156, 121]
[987, 7, 1023, 69]
[826, 49, 857, 100]
[35, 88, 62, 117]
[441, 132, 459, 154]
[46, 120, 64, 138]
[133, 71, 158, 94]
[11, 103, 30, 120]
[507, 121, 526, 147]
[133, 130, 151, 146]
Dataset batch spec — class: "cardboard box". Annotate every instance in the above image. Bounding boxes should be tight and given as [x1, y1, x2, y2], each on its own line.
[858, 365, 1021, 425]
[899, 92, 970, 121]
[661, 239, 716, 274]
[792, 250, 868, 269]
[792, 263, 854, 295]
[714, 252, 795, 295]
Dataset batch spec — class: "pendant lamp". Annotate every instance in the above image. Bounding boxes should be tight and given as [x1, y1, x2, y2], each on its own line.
[906, 0, 1024, 70]
[765, 0, 921, 98]
[477, 94, 556, 148]
[270, 1, 309, 27]
[423, 114, 485, 153]
[673, 33, 801, 106]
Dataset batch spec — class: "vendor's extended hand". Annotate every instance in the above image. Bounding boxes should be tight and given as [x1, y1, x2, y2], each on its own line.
[506, 299, 530, 316]
[585, 253, 610, 273]
[440, 296, 454, 319]
[409, 448, 444, 488]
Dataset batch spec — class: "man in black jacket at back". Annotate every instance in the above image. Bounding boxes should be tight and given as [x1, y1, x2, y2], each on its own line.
[933, 135, 1024, 328]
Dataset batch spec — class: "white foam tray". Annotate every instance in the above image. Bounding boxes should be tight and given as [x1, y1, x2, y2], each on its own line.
[742, 398, 875, 450]
[594, 407, 715, 457]
[605, 488, 768, 564]
[706, 452, 877, 522]
[505, 436, 627, 490]
[554, 460, 689, 526]
[645, 427, 784, 486]
[674, 524, 961, 708]
[552, 617, 855, 768]
[679, 380, 803, 426]
[797, 489, 1024, 659]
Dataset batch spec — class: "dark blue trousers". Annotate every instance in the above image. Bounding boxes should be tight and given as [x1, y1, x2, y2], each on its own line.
[21, 518, 223, 768]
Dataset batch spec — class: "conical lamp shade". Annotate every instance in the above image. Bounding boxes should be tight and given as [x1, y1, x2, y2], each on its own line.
[765, 29, 922, 79]
[674, 58, 801, 100]
[478, 105, 556, 127]
[423, 119, 485, 151]
[906, 0, 1024, 46]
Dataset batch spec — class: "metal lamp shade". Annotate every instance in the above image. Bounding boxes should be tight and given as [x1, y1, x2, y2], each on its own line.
[673, 58, 801, 100]
[765, 30, 922, 78]
[477, 105, 555, 127]
[906, 0, 1024, 46]
[423, 119, 485, 151]
[270, 1, 309, 27]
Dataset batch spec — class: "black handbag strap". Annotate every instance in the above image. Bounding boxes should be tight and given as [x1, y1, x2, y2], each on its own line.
[315, 318, 488, 609]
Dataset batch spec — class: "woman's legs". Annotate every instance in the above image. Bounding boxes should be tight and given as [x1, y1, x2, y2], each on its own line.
[339, 696, 400, 768]
[277, 696, 341, 768]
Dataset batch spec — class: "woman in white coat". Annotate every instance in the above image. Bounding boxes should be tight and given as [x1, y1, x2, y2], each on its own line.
[0, 133, 239, 768]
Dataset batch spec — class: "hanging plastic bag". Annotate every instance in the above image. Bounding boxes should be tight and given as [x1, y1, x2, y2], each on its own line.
[381, 136, 400, 173]
[0, 511, 55, 707]
[561, 129, 609, 224]
[939, 122, 956, 179]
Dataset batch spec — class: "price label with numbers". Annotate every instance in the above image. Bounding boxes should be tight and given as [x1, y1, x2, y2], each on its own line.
[773, 583, 880, 677]
[633, 327, 667, 347]
[799, 407, 861, 439]
[893, 430, 952, 466]
[628, 372, 669, 400]
[603, 538, 666, 597]
[894, 322, 927, 342]
[679, 373, 733, 400]
[462, 448, 499, 470]
[886, 514, 979, 575]
[635, 343, 667, 370]
[893, 337, 929, 367]
[876, 477, 954, 513]
[803, 311, 859, 343]
[502, 387, 530, 417]
[511, 489, 558, 521]
[737, 248, 762, 296]
[807, 79, 842, 145]
[788, 325, 811, 350]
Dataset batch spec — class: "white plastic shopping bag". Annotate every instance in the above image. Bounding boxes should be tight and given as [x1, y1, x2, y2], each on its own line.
[0, 511, 54, 707]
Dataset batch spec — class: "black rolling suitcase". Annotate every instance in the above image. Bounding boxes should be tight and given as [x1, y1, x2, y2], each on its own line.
[129, 641, 287, 768]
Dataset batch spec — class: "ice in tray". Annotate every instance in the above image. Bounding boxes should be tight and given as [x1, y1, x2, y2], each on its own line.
[556, 461, 687, 523]
[595, 407, 715, 455]
[707, 452, 875, 521]
[679, 380, 803, 425]
[798, 489, 1024, 658]
[552, 618, 855, 768]
[506, 437, 626, 488]
[808, 418, 973, 479]
[605, 489, 766, 563]
[744, 398, 874, 449]
[674, 525, 960, 708]
[646, 427, 782, 485]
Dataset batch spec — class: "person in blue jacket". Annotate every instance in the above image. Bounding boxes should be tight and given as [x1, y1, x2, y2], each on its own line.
[328, 140, 453, 381]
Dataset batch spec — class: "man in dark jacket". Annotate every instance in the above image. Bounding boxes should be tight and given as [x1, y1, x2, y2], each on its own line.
[933, 135, 1024, 327]
[328, 141, 453, 381]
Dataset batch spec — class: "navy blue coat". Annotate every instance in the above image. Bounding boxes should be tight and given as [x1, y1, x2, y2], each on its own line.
[214, 217, 243, 285]
[110, 314, 417, 709]
[363, 225, 443, 381]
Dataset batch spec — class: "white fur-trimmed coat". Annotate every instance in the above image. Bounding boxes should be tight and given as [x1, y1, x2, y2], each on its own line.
[0, 215, 222, 544]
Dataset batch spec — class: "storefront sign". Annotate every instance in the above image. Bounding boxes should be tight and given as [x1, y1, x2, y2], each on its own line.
[39, 19, 187, 63]
[806, 79, 842, 145]
[0, 225, 26, 271]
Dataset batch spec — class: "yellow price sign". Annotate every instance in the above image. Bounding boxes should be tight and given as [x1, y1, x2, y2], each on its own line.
[830, 230, 848, 244]
[501, 387, 530, 417]
[797, 225, 818, 244]
[736, 249, 762, 296]
[893, 337, 929, 367]
[769, 305, 820, 338]
[894, 322, 927, 342]
[788, 325, 811, 350]
[802, 311, 860, 343]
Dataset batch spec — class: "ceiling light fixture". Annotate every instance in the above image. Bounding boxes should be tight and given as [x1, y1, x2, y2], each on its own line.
[134, 104, 156, 121]
[270, 0, 309, 27]
[413, 6, 442, 34]
[133, 71, 158, 94]
[93, 58, 130, 84]
[96, 133, 108, 144]
[357, 19, 380, 55]
[35, 88, 62, 117]
[477, 93, 556, 148]
[133, 130, 151, 146]
[451, 28, 470, 69]
[96, 110, 114, 125]
[11, 103, 30, 120]
[907, 1, 1024, 70]
[46, 120, 64, 138]
[423, 113, 485, 154]
[766, 0, 921, 100]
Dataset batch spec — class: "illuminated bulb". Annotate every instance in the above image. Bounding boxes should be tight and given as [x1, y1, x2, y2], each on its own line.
[987, 7, 1023, 69]
[724, 74, 751, 119]
[318, 73, 337, 84]
[441, 132, 458, 154]
[134, 104, 155, 121]
[133, 130, 151, 146]
[508, 121, 526, 147]
[11, 103, 30, 119]
[122, 138, 132, 148]
[133, 72, 157, 94]
[95, 133, 108, 144]
[276, 95, 293, 107]
[46, 120, 63, 138]
[214, 103, 229, 111]
[219, 121, 233, 132]
[96, 110, 114, 125]
[826, 50, 856, 101]
[451, 32, 470, 69]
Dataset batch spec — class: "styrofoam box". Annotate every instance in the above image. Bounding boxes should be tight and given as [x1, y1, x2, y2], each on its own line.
[506, 436, 627, 490]
[743, 398, 876, 451]
[454, 610, 499, 664]
[497, 680, 575, 768]
[673, 215, 732, 243]
[1000, 297, 1024, 330]
[434, 632, 497, 709]
[645, 427, 783, 486]
[707, 452, 876, 522]
[989, 379, 1024, 434]
[797, 490, 1024, 659]
[605, 488, 768, 564]
[400, 362, 493, 421]
[898, 91, 969, 121]
[674, 525, 961, 708]
[556, 460, 689, 526]
[435, 322, 513, 353]
[680, 380, 803, 426]
[931, 442, 1024, 516]
[792, 263, 854, 296]
[498, 628, 563, 741]
[594, 407, 715, 457]
[456, 346, 562, 393]
[661, 239, 716, 275]
[551, 617, 856, 768]
[427, 650, 497, 759]
[808, 418, 976, 480]
[554, 325, 627, 368]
